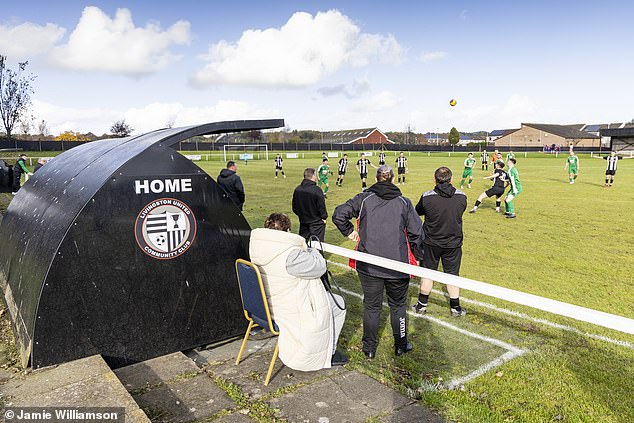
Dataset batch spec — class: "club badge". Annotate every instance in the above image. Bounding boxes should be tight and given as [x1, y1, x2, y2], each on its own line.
[135, 198, 197, 259]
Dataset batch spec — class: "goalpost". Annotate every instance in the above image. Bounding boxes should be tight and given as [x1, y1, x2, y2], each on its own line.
[223, 144, 269, 162]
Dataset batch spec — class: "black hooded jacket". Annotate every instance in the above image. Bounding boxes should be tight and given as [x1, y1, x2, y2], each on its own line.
[217, 168, 245, 210]
[333, 182, 424, 279]
[415, 183, 467, 248]
[292, 179, 328, 225]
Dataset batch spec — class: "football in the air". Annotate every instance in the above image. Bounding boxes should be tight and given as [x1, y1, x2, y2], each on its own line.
[449, 99, 457, 106]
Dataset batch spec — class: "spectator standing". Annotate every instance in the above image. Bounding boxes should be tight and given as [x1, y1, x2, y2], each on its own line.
[413, 167, 468, 316]
[292, 168, 328, 241]
[333, 165, 424, 358]
[217, 161, 245, 210]
[12, 154, 32, 195]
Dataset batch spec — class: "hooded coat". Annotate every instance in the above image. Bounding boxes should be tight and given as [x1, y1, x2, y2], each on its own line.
[332, 181, 424, 280]
[217, 168, 245, 210]
[415, 183, 467, 248]
[249, 228, 342, 371]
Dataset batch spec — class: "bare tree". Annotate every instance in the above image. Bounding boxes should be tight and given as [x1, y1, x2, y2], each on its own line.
[0, 55, 36, 139]
[19, 114, 33, 138]
[37, 119, 49, 136]
[110, 119, 133, 137]
[165, 118, 175, 129]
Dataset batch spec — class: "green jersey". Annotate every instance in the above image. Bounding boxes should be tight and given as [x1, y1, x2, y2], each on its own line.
[464, 158, 476, 169]
[566, 155, 579, 169]
[506, 153, 515, 160]
[318, 164, 330, 178]
[508, 166, 522, 193]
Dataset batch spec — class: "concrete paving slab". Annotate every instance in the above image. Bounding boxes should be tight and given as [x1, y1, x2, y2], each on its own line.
[192, 337, 346, 399]
[214, 411, 256, 422]
[114, 352, 200, 392]
[379, 403, 444, 423]
[269, 371, 421, 423]
[1, 355, 112, 399]
[132, 373, 235, 422]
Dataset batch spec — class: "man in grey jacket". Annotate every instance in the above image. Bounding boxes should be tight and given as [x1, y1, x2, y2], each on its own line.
[333, 165, 424, 358]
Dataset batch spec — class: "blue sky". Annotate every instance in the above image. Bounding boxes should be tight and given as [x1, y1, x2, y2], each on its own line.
[1, 1, 632, 135]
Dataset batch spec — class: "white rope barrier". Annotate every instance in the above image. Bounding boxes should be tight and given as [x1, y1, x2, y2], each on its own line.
[310, 241, 634, 335]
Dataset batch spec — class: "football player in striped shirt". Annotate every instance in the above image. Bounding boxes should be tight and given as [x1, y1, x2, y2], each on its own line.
[564, 151, 579, 184]
[356, 153, 377, 190]
[378, 151, 386, 165]
[274, 154, 285, 179]
[336, 154, 349, 186]
[460, 153, 476, 189]
[481, 150, 489, 170]
[603, 151, 632, 186]
[396, 152, 408, 185]
[469, 161, 508, 213]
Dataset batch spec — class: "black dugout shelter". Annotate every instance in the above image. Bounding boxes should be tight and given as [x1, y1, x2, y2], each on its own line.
[0, 119, 284, 368]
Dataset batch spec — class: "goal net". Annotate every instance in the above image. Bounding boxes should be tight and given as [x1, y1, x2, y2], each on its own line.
[223, 144, 269, 162]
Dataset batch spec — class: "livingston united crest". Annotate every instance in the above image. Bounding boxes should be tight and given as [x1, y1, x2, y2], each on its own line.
[135, 198, 197, 259]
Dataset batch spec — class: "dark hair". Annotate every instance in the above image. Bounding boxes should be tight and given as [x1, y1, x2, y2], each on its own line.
[434, 167, 452, 184]
[264, 213, 291, 232]
[226, 161, 236, 168]
[496, 161, 505, 168]
[323, 158, 328, 162]
[304, 168, 316, 179]
[343, 154, 348, 157]
[509, 158, 517, 164]
[376, 165, 394, 183]
[19, 154, 27, 158]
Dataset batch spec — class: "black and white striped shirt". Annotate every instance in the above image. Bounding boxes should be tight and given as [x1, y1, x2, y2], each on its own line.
[481, 152, 489, 162]
[275, 156, 283, 167]
[396, 156, 407, 168]
[338, 158, 348, 173]
[357, 158, 370, 174]
[379, 152, 386, 164]
[606, 155, 619, 171]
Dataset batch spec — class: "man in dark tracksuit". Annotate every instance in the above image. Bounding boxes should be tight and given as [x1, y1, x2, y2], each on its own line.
[217, 161, 246, 210]
[414, 166, 468, 316]
[12, 154, 32, 194]
[292, 168, 328, 241]
[333, 165, 424, 358]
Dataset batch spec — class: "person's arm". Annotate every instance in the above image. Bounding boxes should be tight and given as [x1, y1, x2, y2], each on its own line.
[19, 160, 30, 174]
[509, 172, 518, 194]
[370, 160, 377, 169]
[414, 194, 425, 216]
[235, 176, 246, 205]
[286, 248, 327, 279]
[317, 190, 328, 220]
[332, 194, 363, 239]
[484, 172, 497, 180]
[356, 162, 361, 173]
[292, 189, 300, 216]
[564, 160, 569, 170]
[404, 199, 424, 261]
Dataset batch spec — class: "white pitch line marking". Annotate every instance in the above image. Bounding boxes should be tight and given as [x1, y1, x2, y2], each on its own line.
[328, 260, 633, 349]
[338, 286, 526, 389]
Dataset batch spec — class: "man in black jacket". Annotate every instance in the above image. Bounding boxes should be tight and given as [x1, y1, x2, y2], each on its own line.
[217, 161, 245, 211]
[333, 165, 424, 358]
[292, 168, 328, 241]
[414, 166, 467, 317]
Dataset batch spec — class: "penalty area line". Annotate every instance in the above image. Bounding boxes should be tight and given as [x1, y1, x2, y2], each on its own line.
[338, 286, 526, 390]
[327, 260, 633, 349]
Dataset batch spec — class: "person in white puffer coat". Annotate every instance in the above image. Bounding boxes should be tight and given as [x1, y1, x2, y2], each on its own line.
[249, 213, 348, 371]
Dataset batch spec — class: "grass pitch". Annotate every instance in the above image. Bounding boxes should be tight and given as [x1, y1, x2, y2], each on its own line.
[1, 150, 633, 422]
[201, 151, 634, 422]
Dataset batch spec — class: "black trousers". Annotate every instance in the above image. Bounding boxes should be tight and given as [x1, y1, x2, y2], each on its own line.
[358, 273, 409, 352]
[11, 172, 22, 192]
[299, 221, 326, 242]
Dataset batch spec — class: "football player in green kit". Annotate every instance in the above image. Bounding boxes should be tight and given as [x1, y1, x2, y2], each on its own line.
[460, 153, 477, 189]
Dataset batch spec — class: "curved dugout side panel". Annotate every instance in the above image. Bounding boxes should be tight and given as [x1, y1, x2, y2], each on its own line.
[0, 120, 284, 368]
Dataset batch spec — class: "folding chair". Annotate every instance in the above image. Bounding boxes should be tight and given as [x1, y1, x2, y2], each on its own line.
[234, 259, 280, 385]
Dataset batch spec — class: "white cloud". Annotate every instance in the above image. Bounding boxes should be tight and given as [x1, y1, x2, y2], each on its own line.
[460, 10, 468, 21]
[0, 22, 65, 59]
[352, 91, 402, 112]
[32, 99, 278, 135]
[49, 6, 191, 75]
[419, 51, 448, 63]
[191, 10, 404, 88]
[317, 77, 371, 99]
